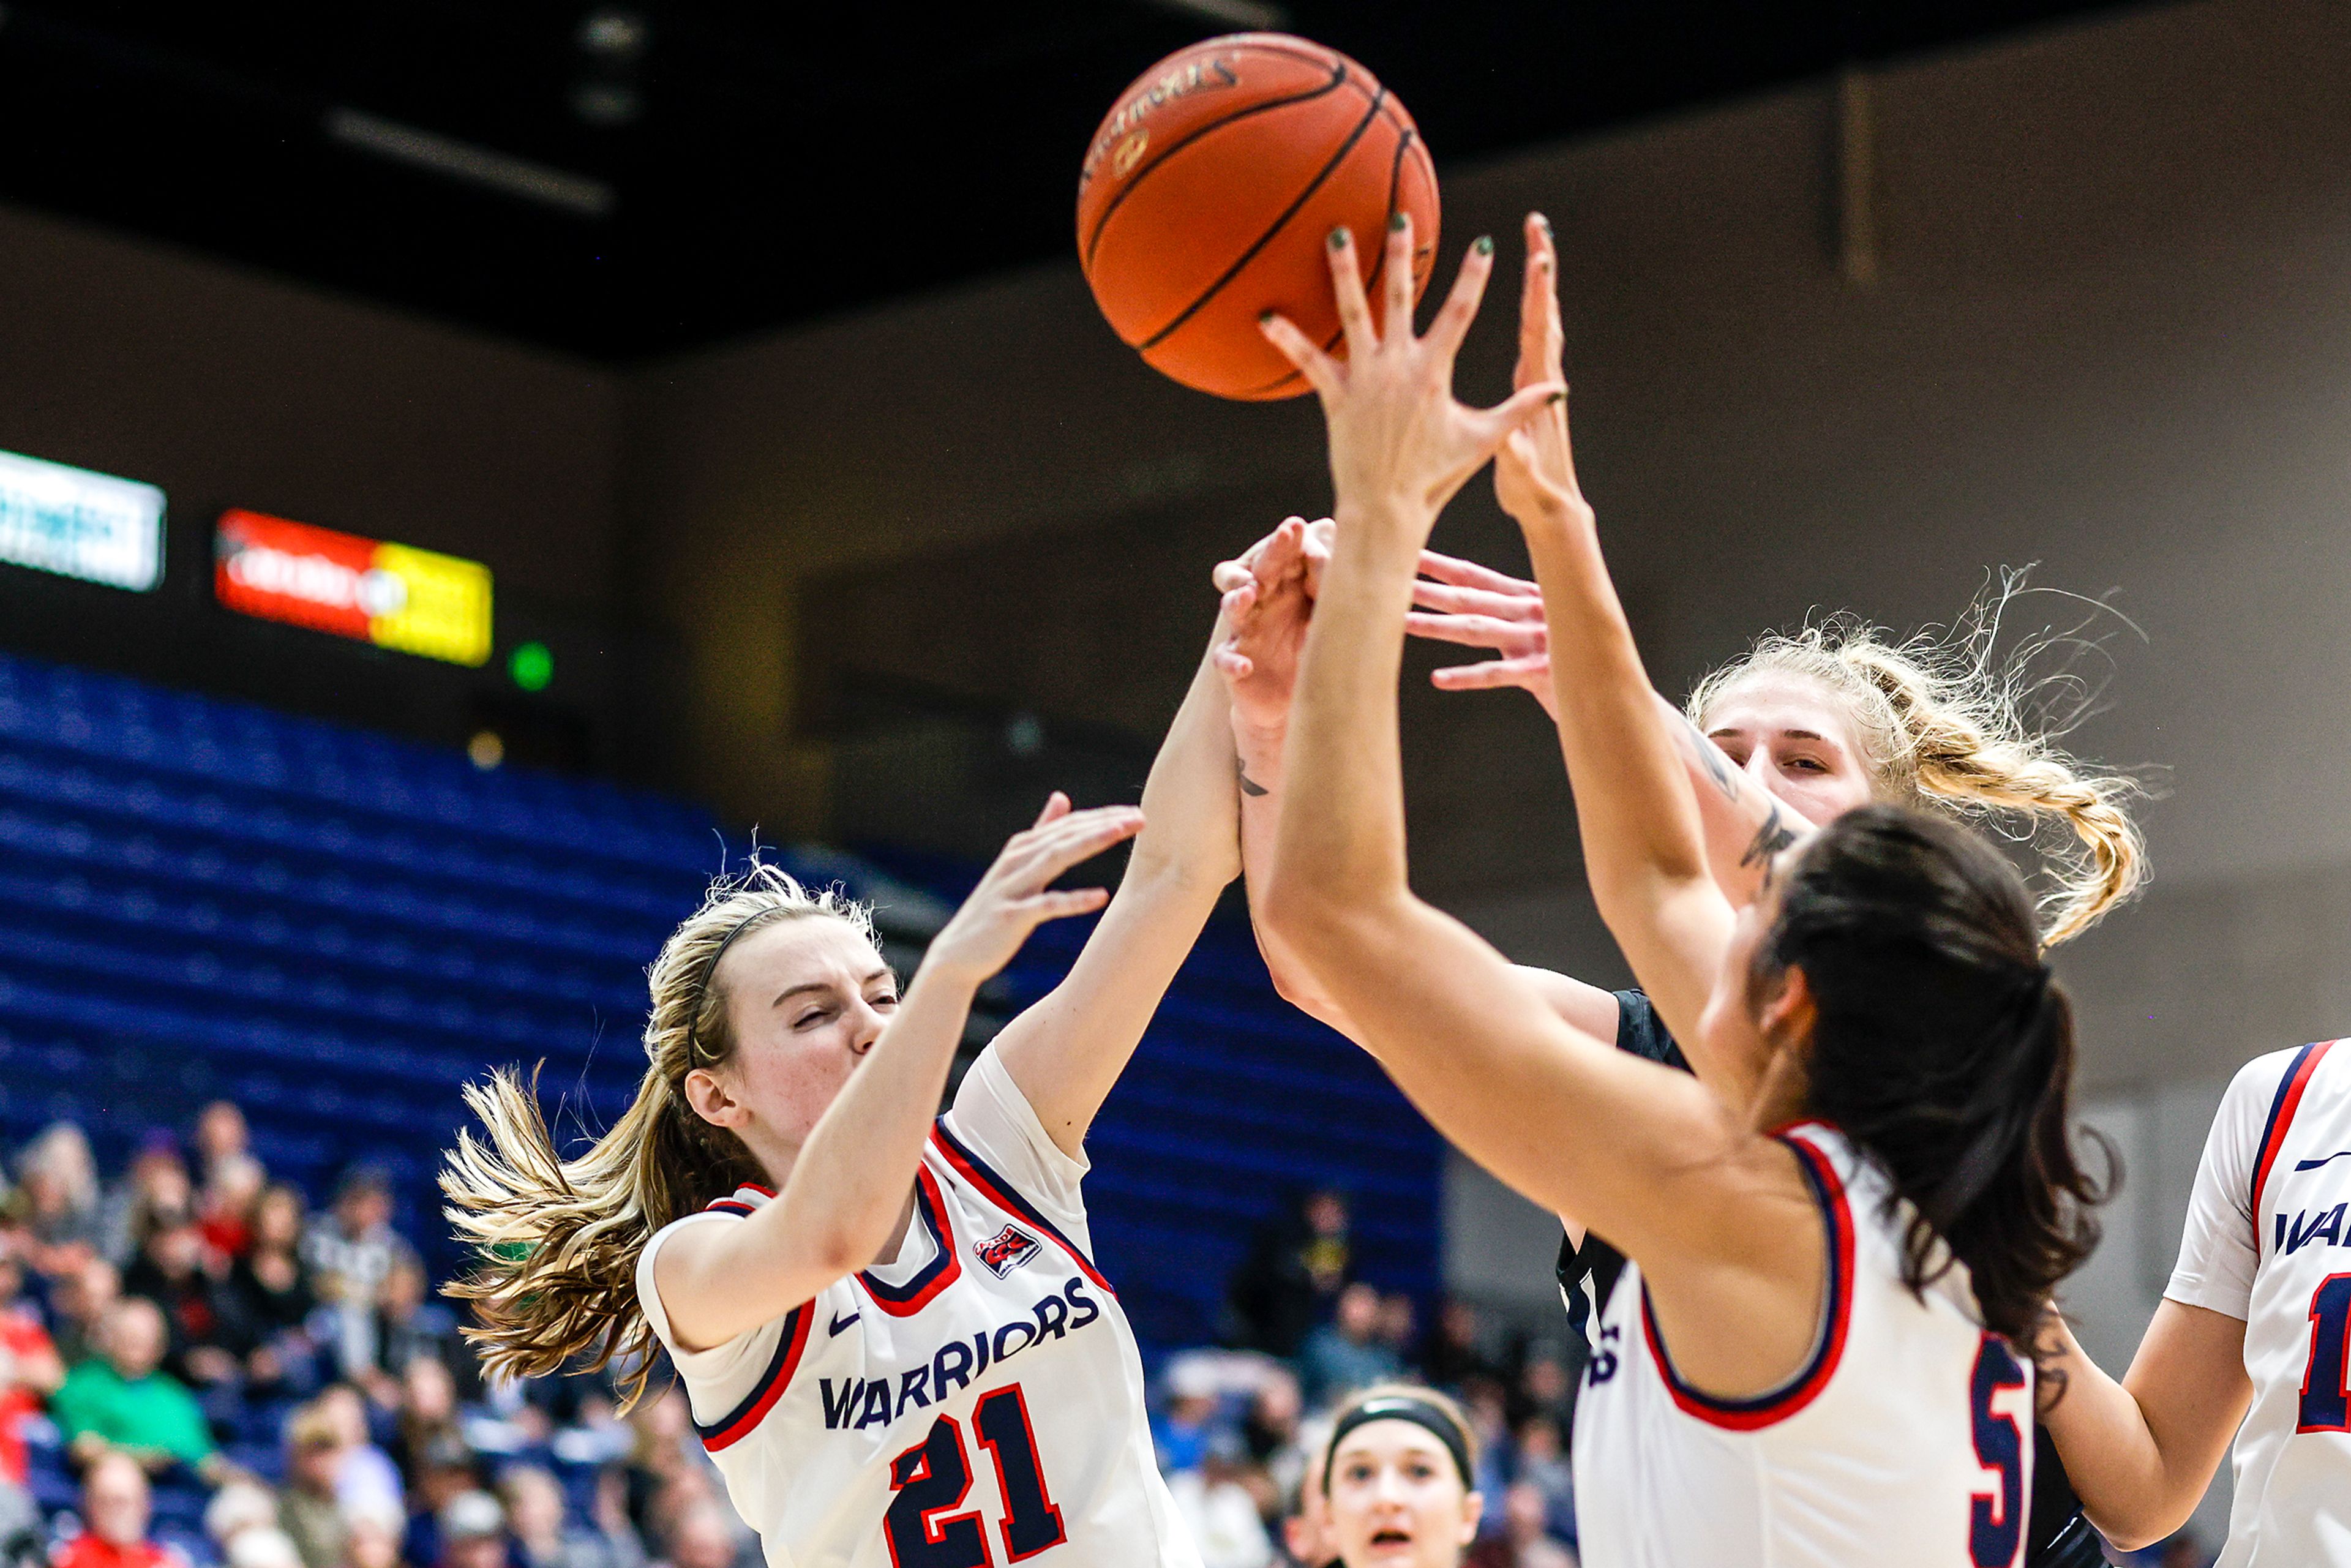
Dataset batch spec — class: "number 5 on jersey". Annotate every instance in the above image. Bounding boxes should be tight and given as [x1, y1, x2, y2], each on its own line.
[885, 1385, 1067, 1566]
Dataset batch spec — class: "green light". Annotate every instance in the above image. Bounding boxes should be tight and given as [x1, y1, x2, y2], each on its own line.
[509, 640, 554, 692]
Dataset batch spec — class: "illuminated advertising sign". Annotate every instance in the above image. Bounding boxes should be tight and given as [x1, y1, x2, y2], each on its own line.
[216, 509, 492, 667]
[0, 448, 164, 591]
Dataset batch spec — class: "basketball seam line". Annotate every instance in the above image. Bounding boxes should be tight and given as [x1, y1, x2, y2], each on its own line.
[1137, 85, 1390, 356]
[1080, 60, 1348, 273]
[1239, 124, 1421, 397]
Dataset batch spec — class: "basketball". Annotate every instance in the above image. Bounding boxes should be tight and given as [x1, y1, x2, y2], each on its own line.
[1076, 34, 1439, 401]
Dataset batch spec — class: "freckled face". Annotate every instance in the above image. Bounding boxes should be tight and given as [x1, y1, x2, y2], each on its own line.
[704, 917, 899, 1150]
[1326, 1422, 1479, 1568]
[1701, 673, 1877, 828]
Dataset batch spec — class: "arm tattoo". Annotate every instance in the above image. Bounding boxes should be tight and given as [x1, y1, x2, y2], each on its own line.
[1237, 759, 1269, 799]
[1676, 715, 1741, 801]
[1741, 804, 1798, 868]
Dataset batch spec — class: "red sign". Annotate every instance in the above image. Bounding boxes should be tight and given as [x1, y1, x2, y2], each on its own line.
[214, 509, 493, 666]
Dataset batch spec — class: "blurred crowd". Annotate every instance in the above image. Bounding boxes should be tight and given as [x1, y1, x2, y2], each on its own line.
[0, 1105, 763, 1568]
[1176, 1188, 1581, 1568]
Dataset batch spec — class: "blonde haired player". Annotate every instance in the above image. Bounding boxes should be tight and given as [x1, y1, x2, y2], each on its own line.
[441, 613, 1244, 1567]
[2041, 1037, 2351, 1564]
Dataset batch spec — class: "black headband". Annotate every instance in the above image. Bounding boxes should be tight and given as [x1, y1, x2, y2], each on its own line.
[1321, 1395, 1473, 1495]
[688, 909, 774, 1054]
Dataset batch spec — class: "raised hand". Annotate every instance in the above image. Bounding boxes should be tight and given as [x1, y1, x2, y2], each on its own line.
[1406, 548, 1556, 718]
[920, 793, 1144, 987]
[1493, 212, 1594, 530]
[1260, 213, 1563, 527]
[1210, 517, 1333, 734]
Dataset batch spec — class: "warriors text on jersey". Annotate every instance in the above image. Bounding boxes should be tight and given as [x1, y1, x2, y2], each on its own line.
[636, 1049, 1200, 1568]
[2167, 1038, 2351, 1567]
[1572, 1122, 2037, 1568]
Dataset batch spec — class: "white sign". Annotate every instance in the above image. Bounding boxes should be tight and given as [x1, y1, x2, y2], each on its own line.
[0, 448, 165, 591]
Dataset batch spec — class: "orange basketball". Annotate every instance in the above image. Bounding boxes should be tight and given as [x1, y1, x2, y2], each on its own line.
[1076, 34, 1439, 402]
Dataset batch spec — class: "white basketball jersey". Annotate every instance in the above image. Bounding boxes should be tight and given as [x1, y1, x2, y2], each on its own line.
[1572, 1122, 2036, 1568]
[636, 1049, 1200, 1568]
[2166, 1038, 2351, 1567]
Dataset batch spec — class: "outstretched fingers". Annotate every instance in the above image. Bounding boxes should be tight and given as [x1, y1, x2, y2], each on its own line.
[1382, 211, 1416, 340]
[1423, 234, 1498, 361]
[1259, 312, 1342, 400]
[1325, 224, 1377, 360]
[1403, 611, 1545, 654]
[1409, 577, 1539, 620]
[1516, 212, 1564, 391]
[1416, 549, 1540, 596]
[1430, 654, 1550, 691]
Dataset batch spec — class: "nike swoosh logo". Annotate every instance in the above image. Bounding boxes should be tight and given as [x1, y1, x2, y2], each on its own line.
[828, 1310, 861, 1335]
[2295, 1150, 2351, 1173]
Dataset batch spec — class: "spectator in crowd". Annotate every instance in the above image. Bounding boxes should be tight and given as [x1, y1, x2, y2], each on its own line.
[1417, 1299, 1499, 1397]
[12, 1123, 102, 1277]
[0, 1251, 61, 1489]
[1510, 1353, 1574, 1435]
[121, 1217, 234, 1388]
[100, 1139, 193, 1272]
[340, 1500, 408, 1568]
[1507, 1418, 1573, 1545]
[225, 1527, 304, 1568]
[401, 1433, 482, 1568]
[312, 1384, 403, 1523]
[1299, 1285, 1401, 1410]
[54, 1452, 180, 1568]
[501, 1467, 638, 1568]
[1226, 1190, 1352, 1359]
[51, 1297, 218, 1477]
[364, 1262, 469, 1408]
[392, 1359, 464, 1490]
[197, 1155, 265, 1263]
[1464, 1483, 1575, 1568]
[190, 1105, 250, 1190]
[279, 1406, 347, 1568]
[214, 1185, 316, 1393]
[201, 1479, 281, 1566]
[1460, 1384, 1513, 1522]
[1168, 1433, 1276, 1568]
[304, 1170, 415, 1382]
[437, 1493, 506, 1568]
[50, 1258, 121, 1368]
[1281, 1430, 1337, 1568]
[1374, 1294, 1418, 1376]
[1153, 1361, 1227, 1479]
[1241, 1368, 1309, 1510]
[652, 1504, 745, 1568]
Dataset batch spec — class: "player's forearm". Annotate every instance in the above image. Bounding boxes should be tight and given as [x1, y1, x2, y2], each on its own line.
[768, 967, 978, 1277]
[2041, 1319, 2216, 1550]
[1517, 504, 1713, 906]
[1125, 620, 1243, 892]
[1232, 714, 1364, 1037]
[1262, 499, 1422, 932]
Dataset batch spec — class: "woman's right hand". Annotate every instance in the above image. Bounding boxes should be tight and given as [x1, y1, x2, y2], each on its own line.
[1210, 517, 1332, 736]
[918, 793, 1144, 988]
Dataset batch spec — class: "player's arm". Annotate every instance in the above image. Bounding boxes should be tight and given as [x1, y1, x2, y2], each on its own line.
[2039, 1307, 2249, 1550]
[1408, 547, 1812, 913]
[986, 606, 1242, 1155]
[1253, 223, 1821, 1389]
[654, 803, 1143, 1352]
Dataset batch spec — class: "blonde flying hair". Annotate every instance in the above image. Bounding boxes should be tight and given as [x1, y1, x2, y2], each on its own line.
[442, 863, 875, 1407]
[1685, 576, 2146, 947]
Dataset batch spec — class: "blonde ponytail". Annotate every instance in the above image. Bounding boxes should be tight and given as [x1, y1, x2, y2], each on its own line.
[441, 864, 874, 1406]
[1688, 579, 2147, 947]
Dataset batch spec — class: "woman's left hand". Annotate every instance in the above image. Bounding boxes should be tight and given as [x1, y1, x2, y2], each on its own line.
[1260, 214, 1564, 528]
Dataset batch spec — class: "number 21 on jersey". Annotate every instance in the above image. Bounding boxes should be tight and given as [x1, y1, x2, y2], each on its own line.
[885, 1384, 1066, 1565]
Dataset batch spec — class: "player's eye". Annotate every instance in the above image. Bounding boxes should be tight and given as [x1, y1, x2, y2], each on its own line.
[870, 991, 900, 1010]
[1783, 754, 1828, 774]
[795, 1007, 833, 1029]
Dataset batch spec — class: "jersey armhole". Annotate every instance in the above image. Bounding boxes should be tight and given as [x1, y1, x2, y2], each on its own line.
[1640, 1129, 1854, 1431]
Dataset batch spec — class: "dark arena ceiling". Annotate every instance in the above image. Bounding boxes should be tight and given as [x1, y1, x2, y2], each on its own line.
[2, 1, 2141, 361]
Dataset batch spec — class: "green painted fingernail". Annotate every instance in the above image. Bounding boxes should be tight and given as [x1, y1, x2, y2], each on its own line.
[1389, 211, 1408, 231]
[1549, 391, 1565, 404]
[1258, 310, 1273, 324]
[1329, 227, 1349, 249]
[1474, 234, 1494, 255]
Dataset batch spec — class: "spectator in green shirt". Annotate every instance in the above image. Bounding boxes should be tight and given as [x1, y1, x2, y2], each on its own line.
[51, 1296, 218, 1476]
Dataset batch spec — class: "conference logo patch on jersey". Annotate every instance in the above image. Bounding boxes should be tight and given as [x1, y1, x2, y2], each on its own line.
[975, 1223, 1043, 1278]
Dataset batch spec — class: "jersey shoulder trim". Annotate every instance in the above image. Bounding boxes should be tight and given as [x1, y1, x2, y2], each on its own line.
[702, 1182, 776, 1219]
[929, 1117, 1114, 1296]
[695, 1300, 812, 1452]
[857, 1163, 961, 1316]
[1639, 1123, 1854, 1431]
[2254, 1040, 2339, 1258]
